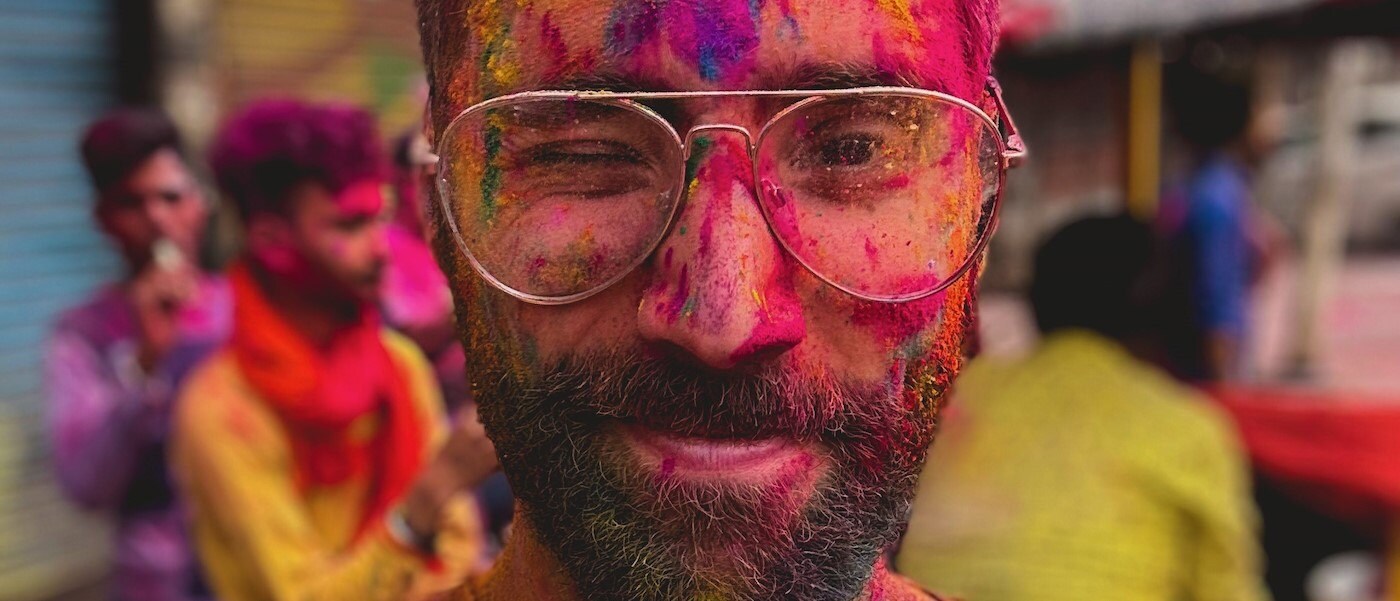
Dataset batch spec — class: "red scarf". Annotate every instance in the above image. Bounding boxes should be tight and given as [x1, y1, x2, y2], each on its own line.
[229, 262, 425, 539]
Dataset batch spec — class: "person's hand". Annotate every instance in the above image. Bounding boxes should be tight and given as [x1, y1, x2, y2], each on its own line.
[401, 406, 499, 540]
[128, 247, 198, 373]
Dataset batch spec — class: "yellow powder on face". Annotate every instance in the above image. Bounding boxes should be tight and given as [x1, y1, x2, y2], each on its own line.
[750, 287, 772, 322]
[468, 0, 524, 92]
[874, 0, 924, 42]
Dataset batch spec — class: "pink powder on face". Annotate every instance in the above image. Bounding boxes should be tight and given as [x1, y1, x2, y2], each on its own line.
[334, 180, 386, 218]
[850, 288, 948, 346]
[695, 140, 754, 256]
[659, 263, 691, 324]
[882, 173, 912, 190]
[864, 237, 880, 266]
[869, 0, 983, 99]
[729, 296, 805, 363]
[540, 12, 570, 77]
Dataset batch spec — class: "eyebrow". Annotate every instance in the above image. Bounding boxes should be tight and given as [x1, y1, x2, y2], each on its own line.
[764, 63, 942, 92]
[538, 73, 673, 94]
[522, 63, 950, 95]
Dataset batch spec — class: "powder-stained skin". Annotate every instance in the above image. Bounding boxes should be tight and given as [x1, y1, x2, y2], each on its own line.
[416, 1, 1000, 600]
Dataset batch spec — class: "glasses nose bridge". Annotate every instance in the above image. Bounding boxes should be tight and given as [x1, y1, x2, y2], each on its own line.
[681, 123, 757, 160]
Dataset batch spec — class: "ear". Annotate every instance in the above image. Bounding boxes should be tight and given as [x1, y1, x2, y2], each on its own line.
[245, 213, 299, 274]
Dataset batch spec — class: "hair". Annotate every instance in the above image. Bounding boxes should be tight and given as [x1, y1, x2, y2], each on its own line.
[80, 107, 185, 197]
[413, 0, 1001, 119]
[1030, 214, 1161, 339]
[208, 99, 384, 220]
[1167, 60, 1254, 151]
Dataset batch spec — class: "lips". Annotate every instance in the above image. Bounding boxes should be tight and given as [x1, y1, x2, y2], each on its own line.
[621, 424, 813, 477]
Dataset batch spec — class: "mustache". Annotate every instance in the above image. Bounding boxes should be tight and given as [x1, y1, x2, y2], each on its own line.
[518, 350, 903, 443]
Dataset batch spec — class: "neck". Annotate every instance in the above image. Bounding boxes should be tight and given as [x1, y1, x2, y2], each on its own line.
[246, 261, 359, 347]
[468, 515, 930, 601]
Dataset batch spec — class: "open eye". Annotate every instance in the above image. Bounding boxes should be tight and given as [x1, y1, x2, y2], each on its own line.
[813, 134, 879, 167]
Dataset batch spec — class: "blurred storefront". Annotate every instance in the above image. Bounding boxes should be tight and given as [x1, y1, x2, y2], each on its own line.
[991, 0, 1400, 290]
[0, 2, 125, 600]
[0, 2, 424, 599]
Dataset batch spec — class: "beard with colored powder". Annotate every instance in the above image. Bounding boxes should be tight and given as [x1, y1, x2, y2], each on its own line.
[465, 290, 973, 601]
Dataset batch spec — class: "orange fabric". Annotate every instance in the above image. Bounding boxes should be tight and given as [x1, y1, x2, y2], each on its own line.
[229, 262, 424, 539]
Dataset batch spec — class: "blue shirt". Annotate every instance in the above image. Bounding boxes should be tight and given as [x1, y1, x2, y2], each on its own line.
[1178, 155, 1253, 341]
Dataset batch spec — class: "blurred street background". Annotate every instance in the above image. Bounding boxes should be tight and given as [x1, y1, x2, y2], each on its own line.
[1, 1, 1398, 600]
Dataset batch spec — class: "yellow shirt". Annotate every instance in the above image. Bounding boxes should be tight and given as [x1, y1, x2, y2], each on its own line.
[898, 331, 1268, 601]
[172, 331, 483, 601]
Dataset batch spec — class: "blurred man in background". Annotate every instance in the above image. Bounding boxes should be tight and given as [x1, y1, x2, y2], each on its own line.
[1160, 63, 1287, 382]
[897, 215, 1269, 601]
[384, 129, 468, 410]
[172, 99, 496, 600]
[46, 108, 229, 601]
[415, 0, 1021, 599]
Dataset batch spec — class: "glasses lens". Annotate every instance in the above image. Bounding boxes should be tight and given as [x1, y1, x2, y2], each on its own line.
[757, 94, 1002, 301]
[438, 99, 683, 300]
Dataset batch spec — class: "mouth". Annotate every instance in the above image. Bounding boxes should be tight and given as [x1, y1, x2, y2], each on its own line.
[619, 423, 820, 481]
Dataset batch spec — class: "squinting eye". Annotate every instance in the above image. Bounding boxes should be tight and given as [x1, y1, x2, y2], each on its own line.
[523, 141, 645, 167]
[159, 190, 184, 204]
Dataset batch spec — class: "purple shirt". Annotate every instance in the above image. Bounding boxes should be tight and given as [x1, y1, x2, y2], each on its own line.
[45, 276, 231, 601]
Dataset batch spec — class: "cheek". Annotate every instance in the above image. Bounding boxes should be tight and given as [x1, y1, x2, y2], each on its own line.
[849, 292, 949, 348]
[518, 273, 649, 360]
[252, 243, 311, 280]
[108, 216, 149, 243]
[178, 199, 209, 225]
[799, 281, 965, 386]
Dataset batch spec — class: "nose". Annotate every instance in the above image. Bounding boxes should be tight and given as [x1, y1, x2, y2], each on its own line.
[637, 134, 806, 370]
[142, 195, 176, 239]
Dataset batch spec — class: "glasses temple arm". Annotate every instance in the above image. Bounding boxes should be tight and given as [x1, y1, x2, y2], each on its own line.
[988, 77, 1027, 168]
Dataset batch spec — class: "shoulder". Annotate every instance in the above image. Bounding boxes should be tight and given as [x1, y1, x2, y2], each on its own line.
[174, 350, 284, 457]
[380, 328, 448, 428]
[51, 285, 126, 343]
[1187, 163, 1247, 217]
[381, 328, 433, 369]
[1110, 367, 1242, 463]
[888, 573, 959, 601]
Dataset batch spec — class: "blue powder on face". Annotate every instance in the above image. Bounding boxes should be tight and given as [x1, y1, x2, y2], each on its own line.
[691, 0, 759, 81]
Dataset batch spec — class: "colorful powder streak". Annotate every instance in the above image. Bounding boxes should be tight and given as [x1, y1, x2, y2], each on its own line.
[471, 0, 522, 91]
[604, 0, 666, 57]
[691, 0, 761, 81]
[874, 0, 923, 41]
[478, 120, 505, 225]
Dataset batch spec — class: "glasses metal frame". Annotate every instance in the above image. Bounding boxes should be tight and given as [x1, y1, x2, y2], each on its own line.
[435, 76, 1026, 305]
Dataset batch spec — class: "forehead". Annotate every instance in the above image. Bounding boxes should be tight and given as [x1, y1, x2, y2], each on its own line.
[430, 0, 980, 107]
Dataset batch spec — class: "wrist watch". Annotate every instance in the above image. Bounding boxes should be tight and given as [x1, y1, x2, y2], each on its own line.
[385, 508, 438, 556]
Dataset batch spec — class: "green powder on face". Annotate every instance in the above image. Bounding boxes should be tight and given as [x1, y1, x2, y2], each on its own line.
[684, 136, 713, 184]
[479, 121, 504, 225]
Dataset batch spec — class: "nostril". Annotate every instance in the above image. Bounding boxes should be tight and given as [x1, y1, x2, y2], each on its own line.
[731, 339, 798, 367]
[727, 314, 805, 367]
[643, 339, 789, 375]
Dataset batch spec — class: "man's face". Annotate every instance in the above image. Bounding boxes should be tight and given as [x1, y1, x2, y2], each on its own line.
[426, 2, 991, 599]
[97, 148, 208, 268]
[254, 181, 391, 303]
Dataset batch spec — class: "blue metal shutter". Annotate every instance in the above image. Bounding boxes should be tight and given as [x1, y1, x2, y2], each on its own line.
[0, 1, 119, 599]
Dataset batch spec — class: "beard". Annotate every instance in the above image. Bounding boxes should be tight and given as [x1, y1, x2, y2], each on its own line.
[468, 332, 965, 601]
